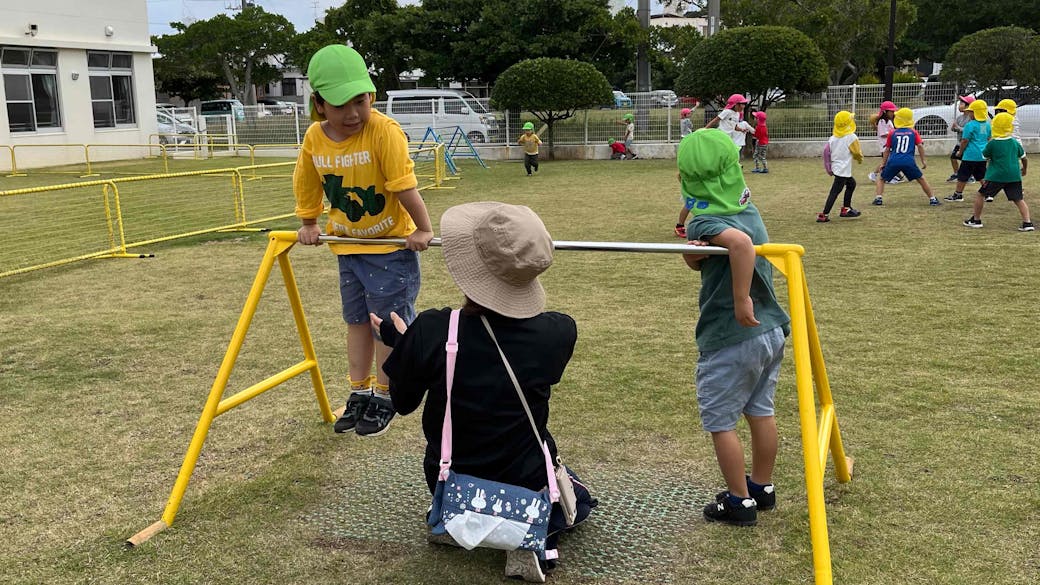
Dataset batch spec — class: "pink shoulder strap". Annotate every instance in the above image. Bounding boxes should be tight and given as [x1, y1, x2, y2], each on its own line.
[438, 309, 460, 481]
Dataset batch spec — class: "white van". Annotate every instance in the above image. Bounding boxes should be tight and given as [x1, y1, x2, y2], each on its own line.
[384, 89, 498, 143]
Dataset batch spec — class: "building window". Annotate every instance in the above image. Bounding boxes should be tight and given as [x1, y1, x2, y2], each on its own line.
[2, 46, 61, 133]
[281, 78, 297, 97]
[88, 51, 135, 128]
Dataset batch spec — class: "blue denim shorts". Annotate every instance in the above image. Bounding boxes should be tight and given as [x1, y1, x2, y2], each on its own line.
[337, 250, 420, 326]
[695, 327, 786, 432]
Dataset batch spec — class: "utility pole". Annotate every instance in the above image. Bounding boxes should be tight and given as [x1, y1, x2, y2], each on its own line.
[636, 0, 650, 92]
[884, 0, 896, 101]
[707, 0, 720, 37]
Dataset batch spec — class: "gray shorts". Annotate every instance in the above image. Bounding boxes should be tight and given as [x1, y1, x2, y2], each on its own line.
[695, 327, 786, 432]
[337, 249, 420, 326]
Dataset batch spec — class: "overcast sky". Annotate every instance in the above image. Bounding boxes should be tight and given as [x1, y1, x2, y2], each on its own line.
[146, 0, 649, 38]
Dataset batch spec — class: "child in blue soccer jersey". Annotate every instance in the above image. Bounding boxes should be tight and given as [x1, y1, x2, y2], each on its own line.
[678, 128, 791, 527]
[872, 108, 939, 207]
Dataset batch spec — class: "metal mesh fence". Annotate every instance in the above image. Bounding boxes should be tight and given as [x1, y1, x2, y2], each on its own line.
[375, 82, 1035, 146]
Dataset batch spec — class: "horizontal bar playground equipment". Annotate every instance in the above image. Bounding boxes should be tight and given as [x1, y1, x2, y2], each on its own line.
[127, 231, 852, 585]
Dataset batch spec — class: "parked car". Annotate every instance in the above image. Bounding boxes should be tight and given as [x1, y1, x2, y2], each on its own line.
[384, 89, 498, 143]
[612, 90, 633, 109]
[257, 98, 295, 115]
[156, 110, 198, 144]
[649, 90, 678, 108]
[200, 99, 246, 121]
[912, 87, 1040, 137]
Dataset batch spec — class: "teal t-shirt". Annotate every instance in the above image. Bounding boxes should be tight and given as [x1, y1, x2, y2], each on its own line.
[687, 203, 791, 352]
[983, 137, 1024, 182]
[961, 119, 991, 162]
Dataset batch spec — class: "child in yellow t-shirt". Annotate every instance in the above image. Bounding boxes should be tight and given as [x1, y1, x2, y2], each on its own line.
[517, 121, 541, 175]
[294, 44, 434, 437]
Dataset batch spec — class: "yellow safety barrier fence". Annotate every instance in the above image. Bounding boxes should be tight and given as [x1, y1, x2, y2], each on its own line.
[127, 233, 851, 585]
[0, 163, 297, 278]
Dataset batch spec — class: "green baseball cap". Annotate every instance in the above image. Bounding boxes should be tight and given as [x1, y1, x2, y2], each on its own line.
[307, 45, 376, 121]
[677, 128, 749, 217]
[523, 122, 534, 130]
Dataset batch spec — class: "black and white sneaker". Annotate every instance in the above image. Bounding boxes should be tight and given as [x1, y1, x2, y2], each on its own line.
[1020, 222, 1035, 232]
[704, 491, 757, 526]
[944, 193, 964, 202]
[984, 196, 995, 202]
[355, 394, 396, 437]
[333, 391, 371, 433]
[963, 217, 984, 228]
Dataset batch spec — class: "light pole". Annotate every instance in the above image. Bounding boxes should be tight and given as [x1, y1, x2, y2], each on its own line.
[884, 0, 896, 101]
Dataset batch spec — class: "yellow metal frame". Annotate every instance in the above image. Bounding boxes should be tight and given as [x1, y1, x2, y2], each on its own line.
[127, 231, 333, 547]
[126, 236, 851, 585]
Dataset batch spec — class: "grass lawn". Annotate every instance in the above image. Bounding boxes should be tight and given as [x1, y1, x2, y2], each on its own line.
[1, 155, 1038, 584]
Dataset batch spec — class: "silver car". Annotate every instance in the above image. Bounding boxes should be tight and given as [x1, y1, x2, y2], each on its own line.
[912, 88, 1040, 137]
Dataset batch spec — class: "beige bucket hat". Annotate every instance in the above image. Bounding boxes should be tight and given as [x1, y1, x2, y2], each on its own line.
[440, 202, 553, 318]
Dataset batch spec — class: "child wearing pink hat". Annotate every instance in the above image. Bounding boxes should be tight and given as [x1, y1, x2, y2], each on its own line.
[868, 101, 904, 192]
[751, 111, 769, 173]
[680, 107, 694, 137]
[706, 94, 752, 151]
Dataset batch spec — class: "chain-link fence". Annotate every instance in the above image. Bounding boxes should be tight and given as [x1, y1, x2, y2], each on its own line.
[176, 82, 1038, 150]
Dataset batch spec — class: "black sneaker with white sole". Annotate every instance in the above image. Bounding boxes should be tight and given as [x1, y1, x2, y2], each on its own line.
[704, 491, 757, 526]
[944, 193, 964, 202]
[1020, 222, 1035, 232]
[355, 394, 396, 436]
[963, 216, 983, 228]
[333, 391, 371, 433]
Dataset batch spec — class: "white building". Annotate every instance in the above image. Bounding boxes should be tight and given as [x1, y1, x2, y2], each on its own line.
[0, 0, 158, 169]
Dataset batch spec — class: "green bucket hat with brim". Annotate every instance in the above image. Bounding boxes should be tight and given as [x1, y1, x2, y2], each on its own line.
[677, 128, 750, 217]
[307, 45, 377, 121]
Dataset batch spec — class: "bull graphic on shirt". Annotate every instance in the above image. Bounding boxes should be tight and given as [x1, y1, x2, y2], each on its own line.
[322, 174, 386, 222]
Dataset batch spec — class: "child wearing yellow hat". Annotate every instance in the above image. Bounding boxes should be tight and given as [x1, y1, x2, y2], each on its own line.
[963, 112, 1034, 231]
[818, 111, 864, 222]
[994, 99, 1027, 180]
[944, 99, 991, 202]
[517, 121, 542, 176]
[872, 108, 940, 207]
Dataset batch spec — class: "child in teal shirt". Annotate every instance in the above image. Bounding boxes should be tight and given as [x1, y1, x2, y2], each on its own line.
[679, 128, 791, 526]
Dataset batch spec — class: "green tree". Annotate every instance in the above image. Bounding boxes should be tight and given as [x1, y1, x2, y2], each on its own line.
[490, 58, 612, 159]
[152, 33, 223, 103]
[152, 6, 296, 105]
[317, 0, 416, 94]
[407, 1, 641, 88]
[904, 0, 1040, 63]
[942, 27, 1040, 91]
[675, 26, 827, 110]
[720, 0, 916, 84]
[647, 24, 703, 91]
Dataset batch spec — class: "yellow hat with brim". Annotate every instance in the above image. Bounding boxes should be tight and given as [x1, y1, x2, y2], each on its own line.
[307, 45, 377, 122]
[991, 112, 1014, 138]
[833, 111, 856, 137]
[968, 99, 988, 122]
[996, 99, 1017, 115]
[894, 108, 914, 129]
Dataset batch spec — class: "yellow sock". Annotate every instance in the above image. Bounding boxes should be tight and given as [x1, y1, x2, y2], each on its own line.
[349, 375, 373, 394]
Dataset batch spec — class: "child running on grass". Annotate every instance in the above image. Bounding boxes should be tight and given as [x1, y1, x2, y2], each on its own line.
[751, 111, 769, 173]
[944, 99, 991, 202]
[869, 101, 903, 185]
[678, 128, 791, 527]
[872, 108, 940, 207]
[818, 111, 864, 222]
[962, 112, 1034, 232]
[517, 121, 541, 176]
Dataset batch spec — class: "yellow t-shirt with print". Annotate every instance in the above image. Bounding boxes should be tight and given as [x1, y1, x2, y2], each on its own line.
[293, 110, 419, 255]
[518, 132, 541, 155]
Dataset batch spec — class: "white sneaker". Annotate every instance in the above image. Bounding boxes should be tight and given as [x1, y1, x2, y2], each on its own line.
[505, 550, 546, 583]
[868, 172, 878, 182]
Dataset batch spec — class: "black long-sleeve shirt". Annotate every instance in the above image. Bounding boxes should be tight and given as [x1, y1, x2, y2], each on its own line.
[381, 308, 577, 494]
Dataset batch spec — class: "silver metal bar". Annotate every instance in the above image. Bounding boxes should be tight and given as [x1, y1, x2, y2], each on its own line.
[317, 235, 730, 255]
